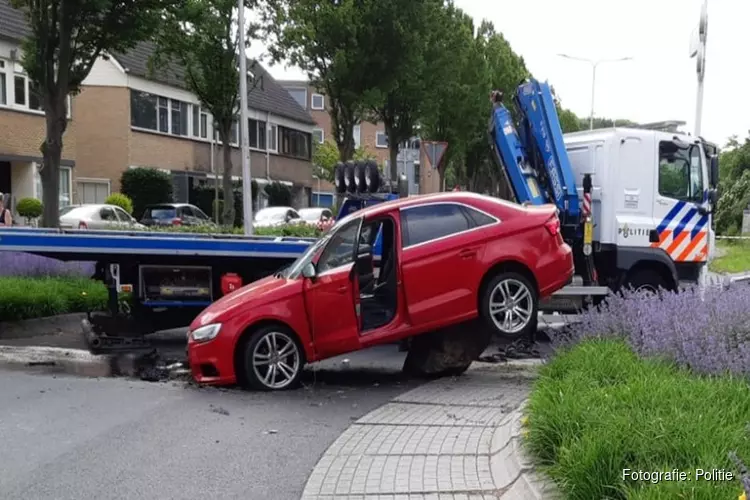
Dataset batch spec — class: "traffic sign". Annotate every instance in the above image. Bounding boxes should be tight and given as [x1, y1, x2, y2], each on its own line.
[421, 141, 448, 170]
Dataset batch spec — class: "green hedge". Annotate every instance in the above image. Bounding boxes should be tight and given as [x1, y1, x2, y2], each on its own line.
[0, 277, 108, 322]
[525, 339, 750, 499]
[146, 223, 323, 238]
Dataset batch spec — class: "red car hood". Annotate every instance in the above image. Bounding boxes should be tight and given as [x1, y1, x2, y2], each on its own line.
[190, 275, 300, 329]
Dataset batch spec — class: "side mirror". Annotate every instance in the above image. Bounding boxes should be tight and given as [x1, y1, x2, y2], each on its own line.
[709, 154, 719, 187]
[301, 262, 317, 279]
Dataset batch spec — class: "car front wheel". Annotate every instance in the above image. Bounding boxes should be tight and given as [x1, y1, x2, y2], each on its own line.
[480, 272, 538, 340]
[241, 326, 304, 391]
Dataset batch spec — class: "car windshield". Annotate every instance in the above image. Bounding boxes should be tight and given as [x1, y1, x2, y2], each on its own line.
[284, 234, 330, 278]
[146, 207, 177, 219]
[299, 209, 323, 221]
[255, 207, 288, 222]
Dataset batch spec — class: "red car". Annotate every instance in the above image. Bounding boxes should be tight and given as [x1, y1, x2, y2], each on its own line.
[187, 192, 573, 390]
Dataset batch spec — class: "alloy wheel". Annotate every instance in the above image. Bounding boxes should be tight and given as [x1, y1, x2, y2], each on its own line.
[488, 278, 534, 335]
[251, 331, 301, 390]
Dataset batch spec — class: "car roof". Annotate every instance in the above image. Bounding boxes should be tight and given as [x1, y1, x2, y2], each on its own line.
[337, 192, 519, 226]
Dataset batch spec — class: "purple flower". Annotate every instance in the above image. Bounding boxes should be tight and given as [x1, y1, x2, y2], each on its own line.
[0, 252, 94, 278]
[550, 284, 750, 376]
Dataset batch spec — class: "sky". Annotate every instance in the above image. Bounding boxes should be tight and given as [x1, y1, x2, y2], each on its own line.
[249, 0, 747, 147]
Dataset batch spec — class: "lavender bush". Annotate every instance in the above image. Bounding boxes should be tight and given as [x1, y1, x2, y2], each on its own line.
[552, 284, 750, 375]
[0, 252, 94, 278]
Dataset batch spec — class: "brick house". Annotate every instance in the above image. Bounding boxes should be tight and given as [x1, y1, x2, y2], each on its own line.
[0, 0, 317, 218]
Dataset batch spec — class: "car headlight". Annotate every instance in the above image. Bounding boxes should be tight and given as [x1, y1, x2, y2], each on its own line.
[190, 323, 222, 342]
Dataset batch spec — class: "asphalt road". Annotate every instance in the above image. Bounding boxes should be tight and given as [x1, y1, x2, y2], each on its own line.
[0, 345, 418, 500]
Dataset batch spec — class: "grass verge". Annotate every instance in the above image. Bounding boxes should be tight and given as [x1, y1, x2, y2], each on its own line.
[525, 339, 750, 499]
[0, 277, 108, 322]
[710, 240, 750, 274]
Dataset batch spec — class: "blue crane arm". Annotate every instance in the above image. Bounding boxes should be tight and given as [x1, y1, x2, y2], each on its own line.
[488, 79, 580, 219]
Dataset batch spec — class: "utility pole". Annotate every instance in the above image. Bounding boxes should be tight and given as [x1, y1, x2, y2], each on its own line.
[557, 54, 633, 129]
[690, 0, 708, 137]
[238, 0, 254, 235]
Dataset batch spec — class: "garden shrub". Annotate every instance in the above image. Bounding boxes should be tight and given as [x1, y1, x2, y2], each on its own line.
[264, 181, 292, 206]
[121, 168, 173, 219]
[0, 277, 107, 321]
[189, 181, 258, 227]
[16, 197, 43, 225]
[105, 193, 134, 215]
[0, 252, 94, 278]
[526, 338, 750, 499]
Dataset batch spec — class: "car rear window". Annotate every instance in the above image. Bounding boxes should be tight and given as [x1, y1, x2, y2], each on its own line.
[145, 207, 177, 219]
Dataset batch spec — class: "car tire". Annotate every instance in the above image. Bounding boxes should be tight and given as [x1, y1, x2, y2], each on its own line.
[480, 271, 538, 341]
[241, 325, 305, 391]
[334, 162, 346, 194]
[622, 269, 670, 295]
[364, 161, 380, 193]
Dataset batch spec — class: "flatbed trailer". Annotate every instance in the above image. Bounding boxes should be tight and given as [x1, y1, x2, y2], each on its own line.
[0, 227, 316, 351]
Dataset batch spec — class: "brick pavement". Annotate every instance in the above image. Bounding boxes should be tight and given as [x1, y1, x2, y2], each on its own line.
[300, 362, 560, 499]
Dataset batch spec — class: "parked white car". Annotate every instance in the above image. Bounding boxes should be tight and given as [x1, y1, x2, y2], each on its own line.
[298, 207, 334, 226]
[253, 206, 302, 228]
[60, 204, 146, 230]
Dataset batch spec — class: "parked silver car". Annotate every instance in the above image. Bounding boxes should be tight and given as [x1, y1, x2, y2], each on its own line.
[298, 207, 334, 226]
[60, 204, 146, 230]
[253, 206, 302, 228]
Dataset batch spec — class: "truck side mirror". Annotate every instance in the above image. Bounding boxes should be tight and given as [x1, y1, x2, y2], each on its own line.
[709, 155, 719, 187]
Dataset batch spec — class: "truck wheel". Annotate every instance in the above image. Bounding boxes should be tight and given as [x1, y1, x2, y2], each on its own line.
[364, 161, 380, 193]
[344, 161, 356, 193]
[334, 163, 346, 194]
[480, 272, 538, 341]
[353, 161, 367, 193]
[241, 325, 305, 391]
[622, 269, 669, 295]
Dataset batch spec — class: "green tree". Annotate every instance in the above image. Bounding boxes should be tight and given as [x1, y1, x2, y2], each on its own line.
[151, 0, 259, 226]
[715, 134, 750, 234]
[10, 0, 175, 227]
[360, 0, 445, 182]
[263, 0, 372, 162]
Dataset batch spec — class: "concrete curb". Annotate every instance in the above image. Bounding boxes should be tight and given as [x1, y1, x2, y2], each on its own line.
[0, 313, 87, 340]
[300, 362, 558, 499]
[0, 345, 185, 380]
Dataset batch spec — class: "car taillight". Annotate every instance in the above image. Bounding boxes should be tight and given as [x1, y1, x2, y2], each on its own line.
[544, 216, 560, 236]
[78, 221, 88, 229]
[172, 218, 182, 225]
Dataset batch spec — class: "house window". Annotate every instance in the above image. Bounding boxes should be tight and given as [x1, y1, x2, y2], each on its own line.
[267, 124, 278, 152]
[130, 90, 158, 130]
[258, 121, 266, 150]
[192, 105, 199, 136]
[171, 99, 189, 136]
[77, 178, 111, 204]
[279, 126, 311, 160]
[36, 166, 72, 208]
[312, 127, 324, 144]
[353, 125, 361, 149]
[158, 97, 169, 133]
[286, 87, 307, 109]
[200, 112, 208, 138]
[311, 93, 325, 110]
[249, 118, 258, 148]
[0, 60, 6, 105]
[376, 131, 388, 148]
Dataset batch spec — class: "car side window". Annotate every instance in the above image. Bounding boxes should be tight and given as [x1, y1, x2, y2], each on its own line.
[193, 207, 210, 220]
[317, 219, 361, 273]
[100, 207, 116, 221]
[181, 206, 194, 218]
[463, 207, 496, 227]
[401, 203, 474, 248]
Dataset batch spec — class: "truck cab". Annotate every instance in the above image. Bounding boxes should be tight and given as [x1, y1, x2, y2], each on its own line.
[563, 128, 719, 290]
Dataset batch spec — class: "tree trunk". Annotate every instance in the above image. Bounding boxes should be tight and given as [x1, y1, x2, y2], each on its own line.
[389, 144, 399, 185]
[221, 135, 235, 227]
[40, 106, 66, 228]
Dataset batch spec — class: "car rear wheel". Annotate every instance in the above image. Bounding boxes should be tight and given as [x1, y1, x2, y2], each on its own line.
[481, 272, 538, 340]
[241, 325, 304, 391]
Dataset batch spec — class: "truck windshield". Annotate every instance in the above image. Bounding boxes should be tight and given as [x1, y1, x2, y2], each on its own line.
[658, 141, 704, 203]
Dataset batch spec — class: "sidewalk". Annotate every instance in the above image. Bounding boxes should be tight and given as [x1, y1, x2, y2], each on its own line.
[300, 360, 559, 499]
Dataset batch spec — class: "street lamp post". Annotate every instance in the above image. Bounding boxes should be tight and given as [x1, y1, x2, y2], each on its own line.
[238, 0, 254, 235]
[557, 54, 633, 130]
